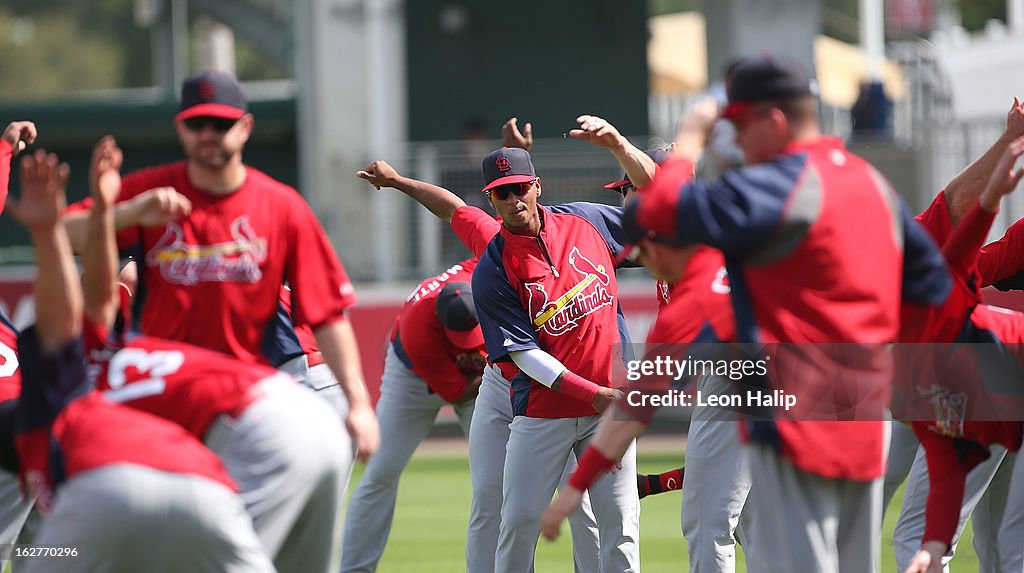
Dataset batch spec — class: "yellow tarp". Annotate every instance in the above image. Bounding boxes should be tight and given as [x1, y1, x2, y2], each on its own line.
[648, 12, 906, 105]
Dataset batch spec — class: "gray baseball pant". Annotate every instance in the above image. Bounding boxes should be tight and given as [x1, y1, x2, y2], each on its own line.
[0, 470, 32, 571]
[22, 465, 276, 573]
[682, 374, 755, 573]
[340, 345, 475, 572]
[882, 420, 919, 517]
[997, 452, 1024, 572]
[205, 373, 348, 573]
[743, 444, 882, 573]
[892, 444, 1008, 572]
[468, 364, 601, 573]
[496, 414, 640, 573]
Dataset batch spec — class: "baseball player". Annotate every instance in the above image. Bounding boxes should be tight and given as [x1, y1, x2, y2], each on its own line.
[339, 274, 483, 572]
[548, 55, 951, 572]
[0, 120, 38, 569]
[895, 137, 1024, 573]
[6, 148, 275, 573]
[886, 97, 1024, 572]
[79, 138, 347, 573]
[468, 145, 641, 572]
[568, 111, 758, 572]
[356, 159, 603, 573]
[60, 72, 379, 465]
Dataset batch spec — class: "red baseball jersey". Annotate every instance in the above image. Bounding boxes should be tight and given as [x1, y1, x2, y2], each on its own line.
[900, 202, 1024, 547]
[0, 313, 20, 403]
[14, 330, 236, 514]
[640, 139, 952, 480]
[916, 189, 1024, 288]
[473, 203, 634, 418]
[390, 259, 486, 402]
[451, 205, 501, 257]
[75, 162, 356, 366]
[83, 319, 285, 439]
[0, 142, 21, 403]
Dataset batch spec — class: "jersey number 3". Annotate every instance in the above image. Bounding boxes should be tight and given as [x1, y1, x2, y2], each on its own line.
[104, 348, 186, 402]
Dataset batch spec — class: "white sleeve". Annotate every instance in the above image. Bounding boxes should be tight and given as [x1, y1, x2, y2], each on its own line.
[509, 348, 566, 388]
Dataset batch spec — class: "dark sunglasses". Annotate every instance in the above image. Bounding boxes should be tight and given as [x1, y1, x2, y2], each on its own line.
[615, 183, 635, 197]
[182, 116, 239, 133]
[489, 178, 539, 201]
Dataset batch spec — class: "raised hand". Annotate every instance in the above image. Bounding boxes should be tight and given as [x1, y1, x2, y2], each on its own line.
[8, 149, 70, 231]
[1, 121, 38, 156]
[89, 135, 125, 210]
[1005, 96, 1024, 139]
[356, 160, 401, 190]
[502, 117, 533, 151]
[570, 115, 625, 149]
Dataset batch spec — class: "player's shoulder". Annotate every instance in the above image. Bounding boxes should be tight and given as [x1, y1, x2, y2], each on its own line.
[547, 201, 622, 221]
[244, 166, 302, 197]
[474, 236, 512, 287]
[123, 161, 188, 191]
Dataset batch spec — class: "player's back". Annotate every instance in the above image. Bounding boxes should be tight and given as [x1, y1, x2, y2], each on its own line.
[93, 335, 287, 439]
[733, 140, 904, 344]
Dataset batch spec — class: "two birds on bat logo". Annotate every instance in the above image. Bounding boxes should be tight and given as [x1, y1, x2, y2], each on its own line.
[526, 247, 614, 337]
[147, 216, 268, 286]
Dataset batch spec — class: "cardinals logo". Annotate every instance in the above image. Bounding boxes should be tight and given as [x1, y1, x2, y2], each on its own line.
[711, 266, 731, 294]
[526, 247, 613, 336]
[495, 156, 512, 173]
[918, 384, 967, 438]
[147, 216, 268, 285]
[197, 79, 217, 101]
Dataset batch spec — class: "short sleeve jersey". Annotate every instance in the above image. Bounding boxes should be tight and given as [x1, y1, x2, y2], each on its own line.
[104, 162, 356, 365]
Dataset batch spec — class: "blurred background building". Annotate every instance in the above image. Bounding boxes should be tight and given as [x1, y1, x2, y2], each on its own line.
[3, 0, 1024, 396]
[2, 0, 1024, 313]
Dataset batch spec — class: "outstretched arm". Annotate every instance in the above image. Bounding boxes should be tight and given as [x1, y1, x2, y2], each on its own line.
[944, 97, 1024, 225]
[81, 136, 125, 331]
[0, 121, 38, 212]
[571, 114, 657, 188]
[356, 160, 465, 222]
[6, 150, 80, 352]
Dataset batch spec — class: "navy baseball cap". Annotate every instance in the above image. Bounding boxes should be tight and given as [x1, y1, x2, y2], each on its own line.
[176, 70, 248, 122]
[604, 147, 672, 191]
[482, 148, 537, 192]
[436, 282, 485, 350]
[617, 197, 689, 263]
[722, 56, 816, 121]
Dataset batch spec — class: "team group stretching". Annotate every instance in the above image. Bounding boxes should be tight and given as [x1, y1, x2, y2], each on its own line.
[1, 54, 1023, 573]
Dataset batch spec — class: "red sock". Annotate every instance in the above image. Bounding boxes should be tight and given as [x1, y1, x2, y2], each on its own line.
[637, 467, 684, 499]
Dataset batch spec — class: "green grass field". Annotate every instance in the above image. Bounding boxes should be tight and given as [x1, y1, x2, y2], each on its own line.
[348, 440, 979, 572]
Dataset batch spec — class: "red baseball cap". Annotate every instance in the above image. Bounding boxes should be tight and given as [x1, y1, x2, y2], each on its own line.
[436, 282, 485, 350]
[175, 70, 248, 122]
